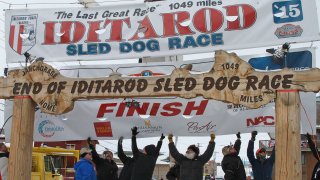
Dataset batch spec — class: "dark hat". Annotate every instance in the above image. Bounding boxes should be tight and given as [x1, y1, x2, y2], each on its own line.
[187, 145, 199, 156]
[144, 144, 156, 156]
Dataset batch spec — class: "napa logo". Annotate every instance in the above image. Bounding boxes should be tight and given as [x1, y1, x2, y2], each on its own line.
[38, 120, 64, 138]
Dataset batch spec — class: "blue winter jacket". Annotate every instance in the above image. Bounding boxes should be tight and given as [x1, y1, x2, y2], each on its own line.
[74, 158, 97, 180]
[247, 140, 275, 180]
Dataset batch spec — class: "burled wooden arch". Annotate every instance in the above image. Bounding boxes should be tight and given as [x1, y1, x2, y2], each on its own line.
[0, 50, 319, 114]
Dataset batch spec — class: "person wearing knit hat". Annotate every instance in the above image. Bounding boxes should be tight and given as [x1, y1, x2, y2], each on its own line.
[247, 131, 275, 180]
[221, 132, 246, 180]
[74, 147, 96, 180]
[168, 133, 215, 180]
[130, 126, 165, 180]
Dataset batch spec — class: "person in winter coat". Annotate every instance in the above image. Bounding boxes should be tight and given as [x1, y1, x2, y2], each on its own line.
[74, 147, 97, 180]
[168, 133, 215, 180]
[0, 143, 9, 180]
[131, 126, 164, 180]
[118, 136, 135, 180]
[247, 131, 275, 180]
[166, 161, 180, 180]
[221, 132, 246, 180]
[305, 133, 320, 180]
[87, 137, 118, 180]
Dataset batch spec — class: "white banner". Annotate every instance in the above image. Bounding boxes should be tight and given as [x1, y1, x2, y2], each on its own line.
[5, 0, 320, 63]
[4, 48, 317, 141]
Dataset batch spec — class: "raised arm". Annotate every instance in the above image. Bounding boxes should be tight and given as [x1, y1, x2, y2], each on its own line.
[131, 127, 140, 158]
[247, 131, 257, 164]
[247, 140, 255, 164]
[118, 136, 129, 163]
[269, 145, 275, 164]
[87, 137, 103, 164]
[234, 132, 241, 155]
[168, 134, 185, 163]
[199, 133, 216, 164]
[155, 134, 165, 155]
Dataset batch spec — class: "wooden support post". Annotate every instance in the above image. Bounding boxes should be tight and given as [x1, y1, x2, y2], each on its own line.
[8, 96, 35, 180]
[275, 90, 302, 180]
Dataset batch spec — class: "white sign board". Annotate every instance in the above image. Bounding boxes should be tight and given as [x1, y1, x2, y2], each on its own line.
[5, 0, 320, 63]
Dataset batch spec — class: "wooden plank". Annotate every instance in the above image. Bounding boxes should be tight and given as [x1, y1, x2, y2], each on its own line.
[8, 96, 35, 180]
[275, 90, 302, 180]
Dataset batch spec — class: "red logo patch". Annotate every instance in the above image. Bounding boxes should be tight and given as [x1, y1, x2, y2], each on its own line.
[94, 121, 113, 137]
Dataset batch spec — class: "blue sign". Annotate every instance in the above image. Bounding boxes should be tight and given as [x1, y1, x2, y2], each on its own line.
[248, 50, 312, 70]
[273, 0, 303, 24]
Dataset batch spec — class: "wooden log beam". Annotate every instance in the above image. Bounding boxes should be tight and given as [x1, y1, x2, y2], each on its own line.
[8, 96, 35, 180]
[0, 50, 319, 115]
[275, 90, 302, 180]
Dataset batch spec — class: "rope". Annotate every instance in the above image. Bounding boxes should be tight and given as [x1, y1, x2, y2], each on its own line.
[0, 0, 140, 9]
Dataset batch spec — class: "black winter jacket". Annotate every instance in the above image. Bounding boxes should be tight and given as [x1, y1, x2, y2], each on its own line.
[166, 164, 180, 180]
[118, 139, 135, 180]
[306, 135, 320, 180]
[247, 140, 275, 180]
[169, 141, 215, 180]
[130, 136, 162, 180]
[221, 139, 246, 180]
[89, 144, 118, 180]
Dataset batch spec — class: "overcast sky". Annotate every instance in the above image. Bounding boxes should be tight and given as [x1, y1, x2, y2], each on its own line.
[0, 0, 319, 175]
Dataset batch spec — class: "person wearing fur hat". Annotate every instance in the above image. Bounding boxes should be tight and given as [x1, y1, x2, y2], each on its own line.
[87, 138, 118, 180]
[131, 126, 164, 180]
[74, 147, 97, 180]
[247, 131, 275, 180]
[221, 132, 246, 180]
[168, 133, 215, 180]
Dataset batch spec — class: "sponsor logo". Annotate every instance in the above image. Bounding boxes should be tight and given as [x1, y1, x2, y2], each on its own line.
[275, 24, 303, 39]
[129, 70, 165, 77]
[94, 121, 113, 137]
[38, 120, 64, 138]
[137, 120, 162, 134]
[187, 121, 216, 133]
[246, 116, 275, 127]
[227, 103, 268, 112]
[272, 0, 303, 24]
[9, 15, 38, 55]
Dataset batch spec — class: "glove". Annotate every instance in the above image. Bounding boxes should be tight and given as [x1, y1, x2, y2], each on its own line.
[119, 136, 124, 144]
[160, 133, 165, 141]
[87, 137, 95, 149]
[236, 132, 241, 139]
[210, 133, 215, 142]
[131, 126, 139, 136]
[87, 137, 92, 145]
[251, 131, 258, 141]
[168, 134, 173, 143]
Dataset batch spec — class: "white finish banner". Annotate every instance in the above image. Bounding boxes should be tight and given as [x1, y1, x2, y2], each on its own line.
[5, 0, 320, 63]
[4, 48, 317, 141]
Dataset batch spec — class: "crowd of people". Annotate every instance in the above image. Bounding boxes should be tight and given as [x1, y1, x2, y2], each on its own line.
[0, 129, 318, 180]
[0, 130, 316, 180]
[73, 128, 320, 180]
